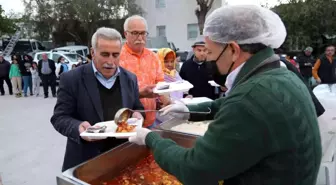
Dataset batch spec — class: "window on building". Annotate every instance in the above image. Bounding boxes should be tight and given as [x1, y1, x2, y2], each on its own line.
[155, 0, 166, 8]
[187, 24, 199, 40]
[156, 25, 166, 37]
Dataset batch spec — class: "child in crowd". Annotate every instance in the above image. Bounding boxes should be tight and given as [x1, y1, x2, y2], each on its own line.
[30, 62, 40, 96]
[9, 57, 22, 98]
[71, 64, 77, 70]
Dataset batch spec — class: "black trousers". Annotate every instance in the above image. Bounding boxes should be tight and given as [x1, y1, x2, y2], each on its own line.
[0, 76, 13, 94]
[40, 74, 56, 96]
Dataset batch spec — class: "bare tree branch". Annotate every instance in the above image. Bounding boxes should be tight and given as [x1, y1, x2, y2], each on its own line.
[207, 0, 215, 9]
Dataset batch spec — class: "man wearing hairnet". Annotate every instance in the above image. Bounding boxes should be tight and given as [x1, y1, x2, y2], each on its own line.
[129, 5, 322, 185]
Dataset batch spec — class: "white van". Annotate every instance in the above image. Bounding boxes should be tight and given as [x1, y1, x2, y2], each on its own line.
[51, 46, 89, 58]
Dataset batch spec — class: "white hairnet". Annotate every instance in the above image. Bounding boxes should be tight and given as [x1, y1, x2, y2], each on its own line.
[203, 5, 287, 49]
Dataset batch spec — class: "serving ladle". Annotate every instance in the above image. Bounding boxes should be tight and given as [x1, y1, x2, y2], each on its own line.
[114, 107, 211, 124]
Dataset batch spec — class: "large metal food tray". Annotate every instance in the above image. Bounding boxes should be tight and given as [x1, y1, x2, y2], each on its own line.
[157, 118, 211, 136]
[57, 130, 198, 185]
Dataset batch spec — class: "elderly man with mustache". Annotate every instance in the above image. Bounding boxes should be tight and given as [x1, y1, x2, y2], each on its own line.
[119, 15, 171, 128]
[50, 27, 145, 172]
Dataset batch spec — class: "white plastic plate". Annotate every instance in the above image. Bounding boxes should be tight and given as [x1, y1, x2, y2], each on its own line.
[153, 80, 194, 95]
[208, 80, 220, 87]
[180, 97, 213, 105]
[80, 118, 143, 139]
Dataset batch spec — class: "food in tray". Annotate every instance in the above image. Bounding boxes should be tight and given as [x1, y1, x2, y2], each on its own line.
[170, 121, 210, 136]
[116, 121, 136, 133]
[102, 154, 182, 185]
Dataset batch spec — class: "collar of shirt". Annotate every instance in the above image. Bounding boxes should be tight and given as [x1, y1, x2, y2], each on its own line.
[280, 61, 287, 68]
[225, 63, 245, 96]
[91, 61, 120, 89]
[124, 43, 147, 58]
[193, 56, 204, 65]
[225, 60, 286, 96]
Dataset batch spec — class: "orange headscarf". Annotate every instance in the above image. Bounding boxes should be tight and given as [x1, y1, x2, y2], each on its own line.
[157, 48, 176, 77]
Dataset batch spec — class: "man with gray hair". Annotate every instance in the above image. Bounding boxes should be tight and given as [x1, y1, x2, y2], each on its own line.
[120, 15, 170, 128]
[51, 27, 145, 171]
[297, 46, 315, 86]
[129, 5, 321, 185]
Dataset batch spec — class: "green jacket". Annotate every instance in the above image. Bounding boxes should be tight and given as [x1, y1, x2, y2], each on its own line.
[146, 47, 322, 185]
[9, 64, 21, 78]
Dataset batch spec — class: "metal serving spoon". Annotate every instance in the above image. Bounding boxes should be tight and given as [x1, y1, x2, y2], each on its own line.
[114, 107, 211, 124]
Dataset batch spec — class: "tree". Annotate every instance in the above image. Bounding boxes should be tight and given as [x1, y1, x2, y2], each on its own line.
[195, 0, 215, 35]
[22, 0, 143, 45]
[0, 5, 18, 35]
[273, 0, 336, 53]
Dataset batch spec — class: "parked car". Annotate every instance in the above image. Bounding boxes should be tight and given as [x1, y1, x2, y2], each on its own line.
[51, 45, 89, 58]
[33, 51, 81, 78]
[176, 50, 189, 63]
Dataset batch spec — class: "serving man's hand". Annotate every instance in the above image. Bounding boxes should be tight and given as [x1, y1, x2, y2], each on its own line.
[128, 127, 152, 145]
[79, 121, 105, 142]
[139, 85, 158, 98]
[160, 103, 190, 120]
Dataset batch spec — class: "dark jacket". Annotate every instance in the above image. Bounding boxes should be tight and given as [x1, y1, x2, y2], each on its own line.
[20, 59, 33, 76]
[179, 56, 217, 99]
[0, 60, 11, 77]
[317, 55, 336, 84]
[297, 53, 315, 77]
[50, 64, 145, 172]
[280, 58, 325, 117]
[37, 59, 56, 76]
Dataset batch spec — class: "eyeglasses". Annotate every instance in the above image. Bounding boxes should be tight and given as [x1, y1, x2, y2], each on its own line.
[126, 31, 149, 37]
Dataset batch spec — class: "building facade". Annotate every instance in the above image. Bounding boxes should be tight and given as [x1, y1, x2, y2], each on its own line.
[135, 0, 225, 51]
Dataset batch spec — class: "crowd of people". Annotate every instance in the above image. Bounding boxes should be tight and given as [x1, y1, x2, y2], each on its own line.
[0, 53, 57, 98]
[0, 52, 93, 98]
[278, 45, 336, 89]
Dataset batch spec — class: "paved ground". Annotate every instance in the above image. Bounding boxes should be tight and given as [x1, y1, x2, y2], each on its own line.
[0, 89, 66, 185]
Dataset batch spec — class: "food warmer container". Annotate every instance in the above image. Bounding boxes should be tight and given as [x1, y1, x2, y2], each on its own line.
[57, 130, 198, 185]
[157, 118, 211, 136]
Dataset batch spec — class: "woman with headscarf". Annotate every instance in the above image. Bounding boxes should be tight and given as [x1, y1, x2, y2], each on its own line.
[129, 5, 321, 185]
[153, 48, 190, 126]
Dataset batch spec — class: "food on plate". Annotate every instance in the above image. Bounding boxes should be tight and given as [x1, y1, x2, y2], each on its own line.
[103, 154, 182, 185]
[156, 84, 170, 90]
[86, 125, 107, 133]
[116, 121, 136, 133]
[170, 122, 210, 136]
